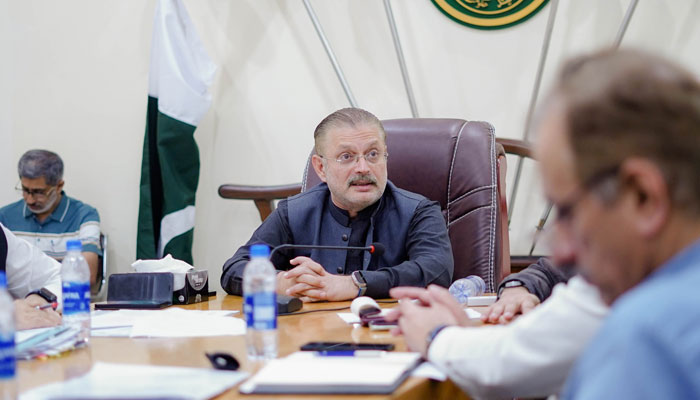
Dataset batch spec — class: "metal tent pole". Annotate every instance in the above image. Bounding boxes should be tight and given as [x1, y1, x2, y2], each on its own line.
[508, 0, 559, 223]
[302, 0, 358, 107]
[383, 0, 419, 117]
[524, 0, 640, 255]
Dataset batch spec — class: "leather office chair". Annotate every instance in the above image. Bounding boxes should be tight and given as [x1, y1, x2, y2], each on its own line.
[220, 118, 536, 292]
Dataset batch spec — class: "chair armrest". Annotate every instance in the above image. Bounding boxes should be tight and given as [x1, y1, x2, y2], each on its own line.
[218, 183, 302, 221]
[496, 138, 533, 159]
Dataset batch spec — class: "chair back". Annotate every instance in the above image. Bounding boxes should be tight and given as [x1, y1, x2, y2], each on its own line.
[302, 118, 506, 291]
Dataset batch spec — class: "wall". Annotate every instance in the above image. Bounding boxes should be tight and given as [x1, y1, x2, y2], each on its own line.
[1, 0, 699, 293]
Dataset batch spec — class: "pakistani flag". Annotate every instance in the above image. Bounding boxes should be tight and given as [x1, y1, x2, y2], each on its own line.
[137, 0, 216, 264]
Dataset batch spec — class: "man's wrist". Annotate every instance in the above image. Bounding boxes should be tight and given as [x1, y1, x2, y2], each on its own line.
[497, 279, 525, 298]
[425, 324, 449, 354]
[351, 271, 367, 297]
[26, 287, 58, 304]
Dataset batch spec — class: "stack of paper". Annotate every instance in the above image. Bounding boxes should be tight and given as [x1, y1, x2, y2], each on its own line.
[20, 362, 248, 400]
[16, 326, 82, 360]
[91, 308, 243, 337]
[239, 351, 422, 394]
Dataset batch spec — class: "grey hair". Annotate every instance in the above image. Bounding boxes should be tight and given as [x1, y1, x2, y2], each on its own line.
[313, 108, 386, 154]
[18, 150, 64, 185]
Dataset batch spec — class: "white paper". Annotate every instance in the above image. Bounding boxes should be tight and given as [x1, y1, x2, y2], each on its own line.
[130, 309, 245, 337]
[239, 351, 421, 393]
[91, 309, 242, 337]
[412, 362, 447, 381]
[465, 308, 482, 319]
[20, 362, 248, 400]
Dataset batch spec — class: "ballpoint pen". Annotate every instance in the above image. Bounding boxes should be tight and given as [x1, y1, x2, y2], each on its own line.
[36, 302, 58, 310]
[315, 350, 387, 357]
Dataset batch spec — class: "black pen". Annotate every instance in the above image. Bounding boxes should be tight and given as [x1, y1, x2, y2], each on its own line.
[36, 302, 57, 310]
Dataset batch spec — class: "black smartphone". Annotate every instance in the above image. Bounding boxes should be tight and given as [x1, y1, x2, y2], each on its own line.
[300, 342, 395, 351]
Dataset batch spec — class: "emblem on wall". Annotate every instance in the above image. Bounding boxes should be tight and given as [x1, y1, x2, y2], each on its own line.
[431, 0, 550, 30]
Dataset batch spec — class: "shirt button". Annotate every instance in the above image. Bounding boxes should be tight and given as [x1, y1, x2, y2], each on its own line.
[341, 234, 348, 241]
[336, 266, 343, 274]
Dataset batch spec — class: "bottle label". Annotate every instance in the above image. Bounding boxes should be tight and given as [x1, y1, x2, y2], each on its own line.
[62, 281, 91, 316]
[0, 336, 15, 379]
[244, 292, 277, 330]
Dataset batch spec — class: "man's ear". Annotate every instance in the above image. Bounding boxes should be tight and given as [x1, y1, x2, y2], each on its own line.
[311, 155, 327, 183]
[57, 180, 65, 191]
[621, 158, 670, 238]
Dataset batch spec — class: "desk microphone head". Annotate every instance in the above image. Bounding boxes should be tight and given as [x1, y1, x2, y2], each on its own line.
[370, 242, 385, 257]
[351, 296, 381, 319]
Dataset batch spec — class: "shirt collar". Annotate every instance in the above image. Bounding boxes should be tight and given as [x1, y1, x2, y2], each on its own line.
[22, 191, 70, 223]
[327, 188, 384, 227]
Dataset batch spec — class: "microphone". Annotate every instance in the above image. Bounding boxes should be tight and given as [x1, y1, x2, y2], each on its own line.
[269, 242, 385, 261]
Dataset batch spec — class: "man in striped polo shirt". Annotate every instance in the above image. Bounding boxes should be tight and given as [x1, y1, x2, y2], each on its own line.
[0, 150, 101, 288]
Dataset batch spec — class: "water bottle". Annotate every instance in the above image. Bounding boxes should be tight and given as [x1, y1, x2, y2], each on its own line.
[0, 272, 16, 400]
[61, 240, 91, 345]
[449, 275, 486, 304]
[243, 244, 277, 360]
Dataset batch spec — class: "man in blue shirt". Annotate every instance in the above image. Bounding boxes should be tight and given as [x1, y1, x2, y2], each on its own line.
[0, 150, 102, 288]
[532, 50, 700, 398]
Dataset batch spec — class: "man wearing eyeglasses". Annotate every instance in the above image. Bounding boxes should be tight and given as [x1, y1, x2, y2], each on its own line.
[386, 49, 700, 399]
[0, 150, 102, 288]
[221, 107, 453, 302]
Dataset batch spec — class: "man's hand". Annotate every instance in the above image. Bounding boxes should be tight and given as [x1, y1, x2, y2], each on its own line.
[14, 299, 61, 331]
[385, 285, 467, 357]
[282, 257, 357, 302]
[480, 286, 540, 324]
[386, 285, 472, 330]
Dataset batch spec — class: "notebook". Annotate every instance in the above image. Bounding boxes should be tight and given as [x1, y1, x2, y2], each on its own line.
[238, 351, 422, 394]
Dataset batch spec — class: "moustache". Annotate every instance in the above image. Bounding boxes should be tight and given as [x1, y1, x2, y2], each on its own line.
[347, 175, 377, 187]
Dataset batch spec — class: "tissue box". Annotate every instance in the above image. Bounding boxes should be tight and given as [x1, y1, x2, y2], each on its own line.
[172, 269, 209, 305]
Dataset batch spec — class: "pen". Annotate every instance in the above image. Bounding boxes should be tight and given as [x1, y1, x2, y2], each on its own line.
[36, 302, 57, 311]
[315, 350, 386, 357]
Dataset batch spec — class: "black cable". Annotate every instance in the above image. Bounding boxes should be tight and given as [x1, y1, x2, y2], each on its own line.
[278, 305, 350, 316]
[278, 299, 398, 316]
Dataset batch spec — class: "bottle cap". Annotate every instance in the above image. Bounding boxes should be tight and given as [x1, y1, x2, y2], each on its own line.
[66, 240, 83, 251]
[250, 244, 270, 258]
[0, 271, 6, 288]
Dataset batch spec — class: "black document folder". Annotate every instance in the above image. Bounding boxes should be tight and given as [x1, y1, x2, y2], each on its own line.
[94, 272, 173, 310]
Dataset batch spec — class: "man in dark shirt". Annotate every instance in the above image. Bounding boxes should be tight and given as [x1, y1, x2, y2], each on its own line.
[221, 108, 453, 301]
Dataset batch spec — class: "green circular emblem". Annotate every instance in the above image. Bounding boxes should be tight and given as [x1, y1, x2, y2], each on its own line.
[431, 0, 550, 30]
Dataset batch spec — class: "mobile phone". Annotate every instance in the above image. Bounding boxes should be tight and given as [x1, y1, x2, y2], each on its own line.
[300, 342, 395, 351]
[369, 320, 398, 331]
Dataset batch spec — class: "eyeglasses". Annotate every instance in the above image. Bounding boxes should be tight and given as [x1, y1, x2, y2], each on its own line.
[554, 166, 620, 224]
[15, 183, 57, 199]
[319, 149, 388, 166]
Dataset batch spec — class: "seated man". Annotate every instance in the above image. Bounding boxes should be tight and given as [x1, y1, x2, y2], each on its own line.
[2, 223, 62, 330]
[0, 150, 102, 287]
[482, 257, 573, 324]
[221, 107, 453, 301]
[389, 49, 700, 398]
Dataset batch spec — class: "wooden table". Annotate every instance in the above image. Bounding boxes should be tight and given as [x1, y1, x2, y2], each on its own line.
[17, 294, 475, 399]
